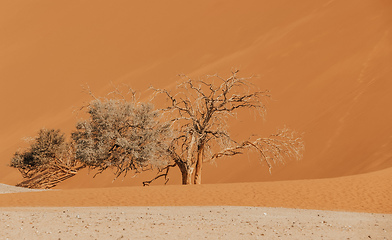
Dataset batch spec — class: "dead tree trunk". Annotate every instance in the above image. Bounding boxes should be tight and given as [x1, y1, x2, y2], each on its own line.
[194, 143, 204, 184]
[176, 161, 191, 185]
[182, 133, 197, 185]
[185, 167, 193, 185]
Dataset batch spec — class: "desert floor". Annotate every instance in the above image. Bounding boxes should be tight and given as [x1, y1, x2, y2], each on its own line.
[1, 168, 392, 239]
[1, 168, 391, 213]
[1, 205, 391, 240]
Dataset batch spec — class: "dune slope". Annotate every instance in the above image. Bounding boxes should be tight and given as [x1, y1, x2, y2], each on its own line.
[1, 167, 391, 214]
[0, 0, 391, 187]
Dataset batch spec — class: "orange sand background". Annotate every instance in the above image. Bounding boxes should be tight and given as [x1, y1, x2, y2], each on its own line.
[0, 0, 391, 213]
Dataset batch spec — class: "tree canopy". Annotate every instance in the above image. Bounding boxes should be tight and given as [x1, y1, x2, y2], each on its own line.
[11, 70, 304, 188]
[72, 98, 172, 180]
[151, 70, 304, 185]
[10, 128, 82, 188]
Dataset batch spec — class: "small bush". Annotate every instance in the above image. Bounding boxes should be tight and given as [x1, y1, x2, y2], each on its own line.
[72, 99, 172, 178]
[10, 128, 82, 189]
[11, 128, 68, 170]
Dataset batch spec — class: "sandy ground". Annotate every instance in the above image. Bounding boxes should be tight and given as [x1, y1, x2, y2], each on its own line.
[1, 0, 392, 186]
[0, 184, 47, 194]
[0, 206, 391, 240]
[1, 167, 391, 214]
[0, 168, 391, 239]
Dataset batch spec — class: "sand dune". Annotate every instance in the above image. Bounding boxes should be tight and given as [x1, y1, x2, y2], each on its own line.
[1, 167, 391, 238]
[0, 1, 391, 226]
[1, 167, 391, 214]
[1, 2, 391, 238]
[0, 184, 46, 194]
[1, 0, 392, 187]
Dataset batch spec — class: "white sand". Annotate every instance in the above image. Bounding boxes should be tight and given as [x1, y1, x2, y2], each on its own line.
[0, 183, 391, 239]
[0, 183, 47, 194]
[1, 206, 391, 240]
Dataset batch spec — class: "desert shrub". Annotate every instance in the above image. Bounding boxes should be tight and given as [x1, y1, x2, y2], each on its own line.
[11, 128, 68, 170]
[10, 128, 81, 189]
[72, 99, 172, 178]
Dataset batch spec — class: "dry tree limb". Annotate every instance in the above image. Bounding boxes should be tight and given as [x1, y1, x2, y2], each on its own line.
[15, 161, 85, 189]
[210, 127, 305, 173]
[143, 163, 177, 186]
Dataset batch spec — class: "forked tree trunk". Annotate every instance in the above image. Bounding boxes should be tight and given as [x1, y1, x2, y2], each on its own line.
[180, 168, 188, 185]
[180, 133, 197, 185]
[180, 167, 194, 185]
[177, 161, 193, 185]
[194, 144, 204, 184]
[185, 168, 193, 184]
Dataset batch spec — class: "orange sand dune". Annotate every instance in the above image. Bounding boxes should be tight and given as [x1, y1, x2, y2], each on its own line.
[1, 0, 392, 189]
[1, 167, 391, 214]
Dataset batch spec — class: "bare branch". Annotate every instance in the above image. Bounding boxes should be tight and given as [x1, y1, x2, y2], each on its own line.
[209, 127, 304, 173]
[143, 163, 176, 186]
[82, 84, 99, 101]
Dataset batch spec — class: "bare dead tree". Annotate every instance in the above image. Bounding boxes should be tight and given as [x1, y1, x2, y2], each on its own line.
[151, 70, 305, 185]
[72, 95, 173, 181]
[10, 128, 84, 189]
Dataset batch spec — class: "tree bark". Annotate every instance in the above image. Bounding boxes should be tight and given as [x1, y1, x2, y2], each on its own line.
[181, 169, 188, 185]
[185, 168, 193, 184]
[177, 161, 193, 185]
[180, 167, 194, 185]
[194, 144, 204, 184]
[181, 133, 197, 185]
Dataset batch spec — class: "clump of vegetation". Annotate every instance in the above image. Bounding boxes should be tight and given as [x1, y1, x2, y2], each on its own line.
[10, 128, 83, 189]
[11, 70, 305, 188]
[72, 98, 172, 180]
